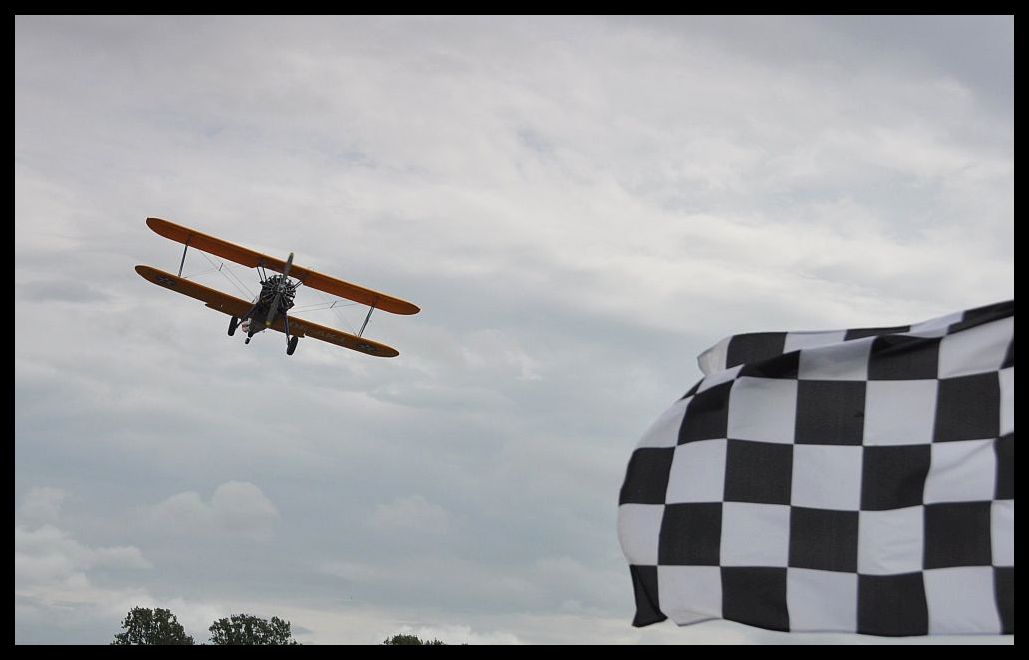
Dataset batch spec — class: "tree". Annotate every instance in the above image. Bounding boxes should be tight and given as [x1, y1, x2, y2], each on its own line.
[382, 634, 446, 645]
[112, 607, 195, 645]
[208, 613, 300, 645]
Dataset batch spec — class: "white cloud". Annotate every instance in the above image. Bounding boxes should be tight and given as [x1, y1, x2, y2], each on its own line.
[321, 560, 385, 584]
[370, 495, 451, 535]
[18, 487, 67, 524]
[16, 524, 152, 585]
[148, 481, 280, 538]
[15, 519, 153, 641]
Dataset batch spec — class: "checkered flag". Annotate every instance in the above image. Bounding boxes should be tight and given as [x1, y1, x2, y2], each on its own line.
[618, 301, 1013, 636]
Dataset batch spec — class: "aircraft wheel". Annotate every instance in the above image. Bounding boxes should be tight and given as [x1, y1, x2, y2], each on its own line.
[287, 336, 299, 356]
[228, 316, 239, 336]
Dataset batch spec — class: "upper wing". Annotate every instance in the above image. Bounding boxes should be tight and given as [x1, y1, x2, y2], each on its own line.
[289, 268, 420, 316]
[146, 217, 420, 315]
[135, 265, 400, 358]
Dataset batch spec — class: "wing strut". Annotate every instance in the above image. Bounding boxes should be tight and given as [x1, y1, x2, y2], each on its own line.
[358, 305, 376, 338]
[177, 238, 191, 277]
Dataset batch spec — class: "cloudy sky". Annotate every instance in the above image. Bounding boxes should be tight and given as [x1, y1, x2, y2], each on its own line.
[15, 16, 1013, 644]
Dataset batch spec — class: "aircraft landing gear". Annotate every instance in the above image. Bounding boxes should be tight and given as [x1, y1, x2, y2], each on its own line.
[287, 335, 299, 356]
[228, 316, 239, 336]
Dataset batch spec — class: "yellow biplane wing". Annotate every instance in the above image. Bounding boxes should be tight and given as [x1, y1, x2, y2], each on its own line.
[135, 265, 400, 358]
[146, 217, 420, 316]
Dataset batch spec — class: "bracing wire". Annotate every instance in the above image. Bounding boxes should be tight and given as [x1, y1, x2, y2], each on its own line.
[180, 266, 221, 280]
[226, 269, 255, 299]
[197, 252, 255, 300]
[188, 251, 360, 330]
[311, 287, 359, 333]
[292, 300, 361, 313]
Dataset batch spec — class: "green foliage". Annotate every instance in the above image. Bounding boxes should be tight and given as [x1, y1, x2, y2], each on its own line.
[208, 613, 300, 645]
[382, 634, 446, 645]
[111, 607, 195, 645]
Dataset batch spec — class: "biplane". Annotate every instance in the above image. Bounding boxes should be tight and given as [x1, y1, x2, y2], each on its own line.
[136, 217, 419, 357]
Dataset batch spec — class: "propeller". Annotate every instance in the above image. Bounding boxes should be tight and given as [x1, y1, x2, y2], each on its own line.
[265, 252, 294, 328]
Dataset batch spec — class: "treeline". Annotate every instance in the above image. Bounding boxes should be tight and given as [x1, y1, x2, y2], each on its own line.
[382, 634, 447, 645]
[112, 607, 299, 645]
[112, 607, 447, 645]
